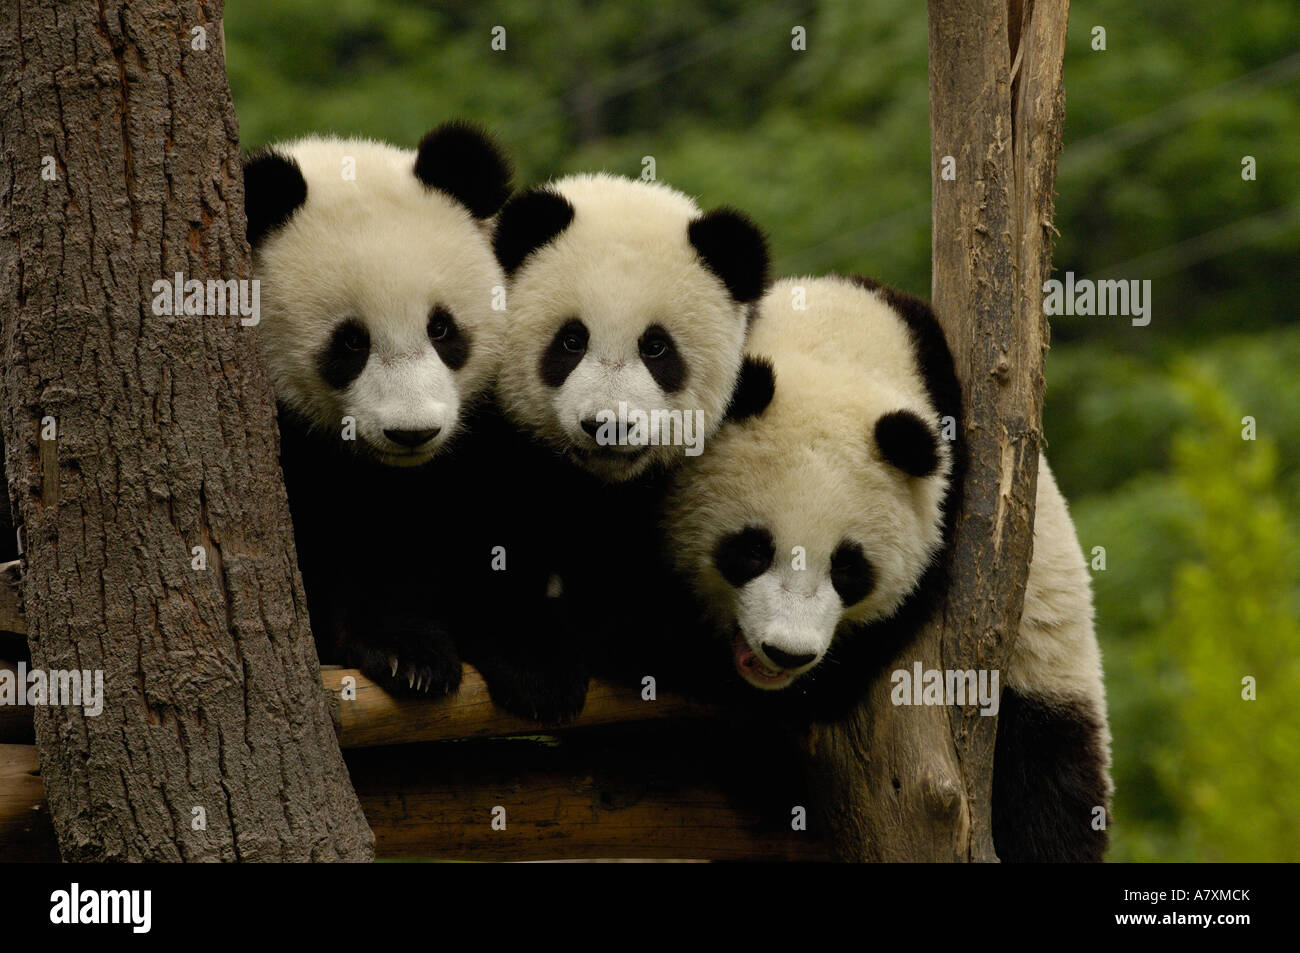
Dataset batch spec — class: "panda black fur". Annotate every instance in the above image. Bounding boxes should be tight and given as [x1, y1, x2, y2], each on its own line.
[468, 173, 771, 721]
[243, 121, 512, 699]
[663, 274, 1113, 862]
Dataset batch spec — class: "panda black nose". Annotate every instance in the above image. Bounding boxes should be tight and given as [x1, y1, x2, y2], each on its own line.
[580, 418, 602, 438]
[384, 427, 440, 448]
[761, 644, 817, 669]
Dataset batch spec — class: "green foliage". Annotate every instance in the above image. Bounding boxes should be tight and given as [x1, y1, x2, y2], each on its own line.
[1063, 342, 1300, 860]
[1055, 1, 1300, 343]
[1115, 366, 1300, 860]
[225, 0, 1300, 861]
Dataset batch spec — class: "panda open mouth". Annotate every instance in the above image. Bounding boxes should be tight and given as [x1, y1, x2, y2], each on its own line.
[732, 628, 796, 690]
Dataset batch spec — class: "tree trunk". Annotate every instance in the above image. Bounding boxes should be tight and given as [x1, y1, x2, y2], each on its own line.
[0, 0, 373, 860]
[803, 0, 1067, 860]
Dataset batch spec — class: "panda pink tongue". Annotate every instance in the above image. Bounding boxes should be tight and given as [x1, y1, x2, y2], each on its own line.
[733, 632, 784, 681]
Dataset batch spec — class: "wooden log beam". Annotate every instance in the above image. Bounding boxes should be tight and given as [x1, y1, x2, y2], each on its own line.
[0, 660, 34, 745]
[0, 744, 58, 861]
[322, 664, 717, 748]
[348, 725, 825, 861]
[2, 731, 827, 862]
[2, 652, 717, 749]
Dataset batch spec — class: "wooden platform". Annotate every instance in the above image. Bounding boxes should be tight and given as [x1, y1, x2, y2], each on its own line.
[0, 561, 826, 861]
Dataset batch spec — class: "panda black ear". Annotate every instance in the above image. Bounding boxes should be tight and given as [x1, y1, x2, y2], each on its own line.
[243, 149, 307, 248]
[688, 208, 770, 303]
[875, 410, 940, 478]
[724, 356, 776, 422]
[492, 188, 576, 276]
[414, 121, 513, 219]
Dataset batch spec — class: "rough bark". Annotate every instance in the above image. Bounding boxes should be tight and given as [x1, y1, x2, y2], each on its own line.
[0, 0, 373, 860]
[803, 0, 1067, 861]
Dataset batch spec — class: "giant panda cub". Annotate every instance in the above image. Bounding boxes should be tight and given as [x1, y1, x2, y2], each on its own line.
[465, 173, 770, 721]
[663, 275, 1112, 862]
[243, 121, 512, 698]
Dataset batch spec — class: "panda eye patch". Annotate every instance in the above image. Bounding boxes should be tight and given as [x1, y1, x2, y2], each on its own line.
[540, 318, 588, 387]
[427, 305, 470, 370]
[317, 319, 371, 390]
[714, 526, 775, 588]
[638, 323, 687, 392]
[830, 540, 876, 607]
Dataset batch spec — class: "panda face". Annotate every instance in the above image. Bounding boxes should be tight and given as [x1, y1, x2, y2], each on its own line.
[533, 312, 699, 482]
[257, 224, 497, 466]
[667, 399, 946, 689]
[492, 174, 768, 483]
[244, 123, 512, 466]
[507, 244, 744, 483]
[663, 277, 956, 692]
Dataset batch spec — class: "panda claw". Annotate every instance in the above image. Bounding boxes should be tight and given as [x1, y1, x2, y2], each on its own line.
[352, 633, 461, 699]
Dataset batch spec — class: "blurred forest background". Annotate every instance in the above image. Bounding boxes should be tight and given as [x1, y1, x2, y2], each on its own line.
[226, 0, 1300, 861]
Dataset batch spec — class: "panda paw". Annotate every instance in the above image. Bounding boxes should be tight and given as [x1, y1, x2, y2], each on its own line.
[477, 657, 590, 724]
[348, 629, 463, 699]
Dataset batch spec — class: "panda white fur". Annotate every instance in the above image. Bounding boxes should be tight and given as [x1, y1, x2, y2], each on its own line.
[663, 274, 1112, 862]
[242, 121, 512, 698]
[462, 173, 770, 721]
